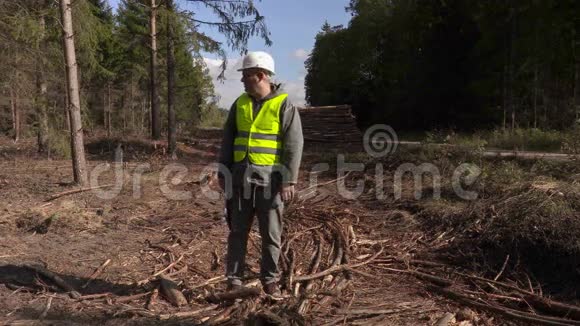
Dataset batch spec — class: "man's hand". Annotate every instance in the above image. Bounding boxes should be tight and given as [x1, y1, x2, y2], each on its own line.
[280, 184, 295, 202]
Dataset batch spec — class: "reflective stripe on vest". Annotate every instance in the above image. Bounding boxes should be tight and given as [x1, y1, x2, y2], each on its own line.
[233, 93, 288, 165]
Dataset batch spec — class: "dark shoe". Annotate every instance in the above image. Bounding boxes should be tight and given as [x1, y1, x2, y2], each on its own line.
[263, 282, 281, 296]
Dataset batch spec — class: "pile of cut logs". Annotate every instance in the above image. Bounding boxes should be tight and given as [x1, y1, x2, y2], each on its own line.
[298, 105, 362, 144]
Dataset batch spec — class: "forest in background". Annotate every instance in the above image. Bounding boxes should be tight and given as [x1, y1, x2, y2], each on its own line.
[305, 0, 579, 132]
[0, 0, 257, 159]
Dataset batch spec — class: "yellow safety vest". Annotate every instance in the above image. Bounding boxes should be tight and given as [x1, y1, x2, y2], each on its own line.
[233, 93, 288, 165]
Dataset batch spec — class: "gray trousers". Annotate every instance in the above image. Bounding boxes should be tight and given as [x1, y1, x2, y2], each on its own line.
[225, 185, 284, 285]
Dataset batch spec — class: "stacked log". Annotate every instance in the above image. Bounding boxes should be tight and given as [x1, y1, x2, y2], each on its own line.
[192, 105, 363, 145]
[298, 105, 362, 144]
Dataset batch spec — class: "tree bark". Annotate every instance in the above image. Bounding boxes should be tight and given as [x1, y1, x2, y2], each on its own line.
[107, 82, 112, 137]
[64, 92, 70, 132]
[533, 64, 538, 129]
[122, 87, 126, 131]
[10, 86, 19, 143]
[36, 7, 50, 156]
[502, 32, 509, 131]
[37, 79, 50, 157]
[102, 86, 107, 129]
[141, 97, 146, 134]
[60, 0, 89, 186]
[130, 74, 135, 132]
[573, 25, 579, 123]
[150, 0, 161, 140]
[575, 61, 579, 124]
[533, 21, 539, 129]
[509, 8, 517, 132]
[167, 0, 177, 158]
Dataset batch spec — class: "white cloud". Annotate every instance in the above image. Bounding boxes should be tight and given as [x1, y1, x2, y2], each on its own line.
[292, 49, 309, 60]
[297, 67, 307, 82]
[279, 80, 306, 107]
[203, 57, 243, 109]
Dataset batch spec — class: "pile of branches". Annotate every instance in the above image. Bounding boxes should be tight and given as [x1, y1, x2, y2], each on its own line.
[9, 176, 580, 325]
[374, 254, 580, 326]
[3, 195, 391, 325]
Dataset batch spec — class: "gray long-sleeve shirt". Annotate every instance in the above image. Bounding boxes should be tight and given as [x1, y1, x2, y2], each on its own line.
[218, 89, 304, 187]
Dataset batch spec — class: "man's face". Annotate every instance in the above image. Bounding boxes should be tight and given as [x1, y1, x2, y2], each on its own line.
[241, 68, 265, 94]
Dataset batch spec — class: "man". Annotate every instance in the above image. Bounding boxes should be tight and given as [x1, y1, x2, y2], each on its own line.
[218, 51, 304, 296]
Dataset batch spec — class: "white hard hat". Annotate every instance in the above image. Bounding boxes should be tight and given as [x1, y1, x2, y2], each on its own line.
[238, 51, 275, 75]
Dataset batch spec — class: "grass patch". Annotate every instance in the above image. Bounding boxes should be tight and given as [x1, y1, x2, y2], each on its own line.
[346, 142, 580, 295]
[199, 107, 227, 129]
[48, 129, 71, 159]
[405, 151, 580, 294]
[484, 128, 564, 152]
[418, 128, 567, 152]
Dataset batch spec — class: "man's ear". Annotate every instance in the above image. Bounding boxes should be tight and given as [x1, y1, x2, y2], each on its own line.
[257, 71, 267, 81]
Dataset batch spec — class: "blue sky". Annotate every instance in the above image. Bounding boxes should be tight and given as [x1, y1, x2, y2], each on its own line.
[107, 0, 351, 108]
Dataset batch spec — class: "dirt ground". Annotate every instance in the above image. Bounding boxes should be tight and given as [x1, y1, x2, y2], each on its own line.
[0, 134, 510, 326]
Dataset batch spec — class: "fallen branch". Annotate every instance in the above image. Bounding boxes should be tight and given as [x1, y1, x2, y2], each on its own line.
[286, 249, 295, 292]
[159, 305, 218, 320]
[165, 265, 188, 278]
[377, 267, 452, 287]
[115, 291, 152, 304]
[297, 171, 352, 200]
[323, 236, 344, 285]
[45, 184, 114, 202]
[395, 258, 448, 268]
[203, 304, 237, 326]
[525, 294, 580, 321]
[136, 254, 184, 286]
[210, 249, 220, 271]
[206, 287, 261, 303]
[77, 292, 111, 301]
[434, 313, 455, 326]
[146, 286, 159, 311]
[38, 296, 53, 319]
[189, 276, 227, 290]
[252, 310, 291, 326]
[82, 258, 111, 288]
[355, 239, 391, 246]
[283, 226, 321, 255]
[335, 307, 410, 315]
[153, 254, 184, 277]
[493, 254, 510, 281]
[315, 277, 351, 310]
[159, 276, 187, 307]
[298, 233, 324, 313]
[454, 271, 534, 296]
[431, 286, 580, 326]
[187, 264, 212, 279]
[294, 247, 383, 283]
[25, 265, 81, 299]
[113, 304, 156, 318]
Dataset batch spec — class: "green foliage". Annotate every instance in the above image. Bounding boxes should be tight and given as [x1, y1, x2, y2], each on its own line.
[74, 0, 117, 81]
[561, 127, 580, 157]
[1, 0, 269, 141]
[199, 104, 227, 128]
[305, 0, 580, 131]
[48, 128, 72, 159]
[485, 128, 564, 151]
